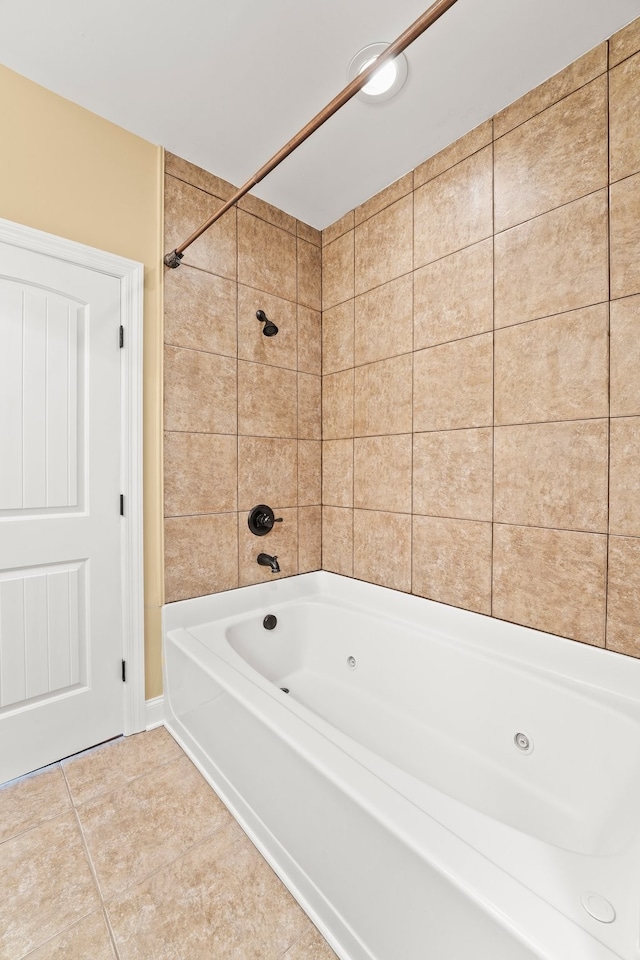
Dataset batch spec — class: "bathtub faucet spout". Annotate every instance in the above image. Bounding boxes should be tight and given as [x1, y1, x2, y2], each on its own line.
[257, 553, 280, 574]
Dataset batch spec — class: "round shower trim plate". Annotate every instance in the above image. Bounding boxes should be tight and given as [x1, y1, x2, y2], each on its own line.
[348, 43, 409, 103]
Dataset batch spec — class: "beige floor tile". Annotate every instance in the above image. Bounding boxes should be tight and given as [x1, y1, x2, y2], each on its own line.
[26, 911, 116, 960]
[0, 765, 70, 843]
[62, 728, 184, 807]
[77, 755, 232, 900]
[0, 812, 100, 960]
[107, 820, 312, 960]
[281, 926, 339, 960]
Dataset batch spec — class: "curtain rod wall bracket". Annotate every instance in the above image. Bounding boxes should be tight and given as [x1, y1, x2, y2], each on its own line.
[164, 249, 184, 269]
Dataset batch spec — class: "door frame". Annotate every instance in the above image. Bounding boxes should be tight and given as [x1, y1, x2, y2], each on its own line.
[0, 216, 145, 737]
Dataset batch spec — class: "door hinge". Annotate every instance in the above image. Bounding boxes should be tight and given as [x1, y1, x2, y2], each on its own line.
[120, 494, 124, 516]
[119, 325, 124, 348]
[122, 659, 127, 682]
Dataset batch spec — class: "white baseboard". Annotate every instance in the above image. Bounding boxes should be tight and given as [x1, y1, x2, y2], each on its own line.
[145, 696, 165, 730]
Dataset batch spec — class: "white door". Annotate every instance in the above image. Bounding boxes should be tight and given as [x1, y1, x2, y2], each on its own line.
[0, 241, 125, 783]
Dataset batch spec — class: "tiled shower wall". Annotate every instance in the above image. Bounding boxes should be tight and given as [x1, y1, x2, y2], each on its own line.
[163, 154, 322, 602]
[321, 18, 640, 658]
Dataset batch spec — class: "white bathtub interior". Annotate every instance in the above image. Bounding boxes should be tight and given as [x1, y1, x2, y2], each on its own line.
[163, 572, 640, 960]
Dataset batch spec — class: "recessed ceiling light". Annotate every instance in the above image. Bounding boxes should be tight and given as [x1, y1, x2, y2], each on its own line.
[347, 43, 408, 103]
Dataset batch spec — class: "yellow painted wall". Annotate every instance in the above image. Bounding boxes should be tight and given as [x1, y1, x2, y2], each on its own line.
[0, 65, 165, 699]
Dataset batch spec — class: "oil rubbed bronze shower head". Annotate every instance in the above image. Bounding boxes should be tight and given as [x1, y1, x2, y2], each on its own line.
[256, 309, 278, 336]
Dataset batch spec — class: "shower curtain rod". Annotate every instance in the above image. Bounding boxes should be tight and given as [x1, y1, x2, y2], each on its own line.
[164, 0, 459, 267]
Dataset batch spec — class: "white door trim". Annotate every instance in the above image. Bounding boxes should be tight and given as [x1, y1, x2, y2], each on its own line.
[0, 217, 145, 736]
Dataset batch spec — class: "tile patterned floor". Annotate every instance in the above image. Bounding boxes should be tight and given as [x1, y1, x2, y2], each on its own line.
[0, 728, 339, 960]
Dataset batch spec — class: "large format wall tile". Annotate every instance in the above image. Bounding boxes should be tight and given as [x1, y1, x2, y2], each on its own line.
[494, 421, 609, 532]
[164, 266, 237, 358]
[494, 189, 608, 327]
[413, 428, 492, 520]
[239, 507, 298, 584]
[494, 305, 609, 425]
[494, 76, 608, 232]
[298, 306, 321, 376]
[164, 346, 237, 435]
[164, 432, 237, 516]
[492, 525, 607, 644]
[353, 510, 411, 592]
[415, 120, 492, 188]
[610, 295, 640, 416]
[610, 172, 640, 299]
[609, 416, 640, 536]
[610, 17, 640, 68]
[607, 536, 640, 656]
[298, 374, 322, 440]
[413, 516, 492, 614]
[322, 439, 354, 507]
[238, 286, 297, 370]
[353, 435, 412, 513]
[355, 171, 413, 225]
[413, 334, 493, 432]
[609, 51, 640, 183]
[323, 300, 354, 374]
[322, 507, 353, 575]
[355, 274, 413, 366]
[354, 355, 412, 436]
[355, 195, 413, 295]
[237, 210, 297, 302]
[164, 176, 236, 278]
[238, 361, 298, 438]
[164, 514, 238, 601]
[298, 506, 322, 573]
[238, 437, 297, 510]
[298, 440, 322, 506]
[414, 239, 493, 350]
[297, 237, 321, 311]
[323, 231, 354, 309]
[414, 146, 493, 268]
[323, 369, 354, 440]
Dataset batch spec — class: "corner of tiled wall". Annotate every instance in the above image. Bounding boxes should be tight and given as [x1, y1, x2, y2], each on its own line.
[320, 14, 640, 659]
[163, 153, 321, 602]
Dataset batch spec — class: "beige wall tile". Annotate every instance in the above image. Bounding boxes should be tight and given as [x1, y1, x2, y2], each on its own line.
[238, 286, 297, 370]
[165, 152, 234, 200]
[237, 210, 297, 302]
[414, 120, 493, 188]
[298, 506, 322, 573]
[355, 275, 413, 366]
[353, 511, 411, 592]
[323, 439, 353, 507]
[298, 306, 321, 375]
[297, 220, 321, 247]
[298, 373, 321, 440]
[354, 435, 412, 513]
[492, 524, 606, 644]
[164, 346, 237, 434]
[323, 369, 354, 439]
[414, 239, 493, 350]
[494, 421, 609, 532]
[493, 44, 607, 138]
[494, 189, 608, 327]
[298, 440, 322, 505]
[108, 821, 311, 960]
[414, 146, 492, 269]
[27, 911, 116, 960]
[297, 238, 321, 311]
[237, 192, 297, 235]
[413, 429, 492, 520]
[412, 516, 492, 614]
[610, 16, 640, 68]
[238, 361, 297, 438]
[607, 536, 640, 657]
[238, 437, 297, 510]
[322, 231, 354, 309]
[322, 507, 353, 575]
[239, 507, 298, 584]
[610, 51, 640, 183]
[355, 194, 413, 295]
[355, 171, 414, 225]
[354, 354, 412, 436]
[0, 813, 100, 960]
[322, 209, 354, 246]
[494, 305, 609, 424]
[164, 432, 237, 516]
[164, 513, 238, 602]
[611, 173, 640, 299]
[164, 266, 237, 358]
[494, 76, 608, 232]
[610, 416, 640, 535]
[323, 299, 354, 374]
[0, 766, 70, 844]
[611, 294, 640, 416]
[164, 175, 236, 279]
[414, 334, 493, 432]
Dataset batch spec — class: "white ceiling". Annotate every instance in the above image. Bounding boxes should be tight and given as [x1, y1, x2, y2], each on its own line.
[1, 0, 638, 229]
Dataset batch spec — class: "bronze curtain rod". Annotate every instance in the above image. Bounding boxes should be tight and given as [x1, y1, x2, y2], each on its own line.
[164, 0, 459, 267]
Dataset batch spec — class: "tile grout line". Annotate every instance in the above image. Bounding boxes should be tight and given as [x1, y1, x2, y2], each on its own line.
[604, 43, 612, 649]
[491, 117, 496, 618]
[351, 227, 356, 580]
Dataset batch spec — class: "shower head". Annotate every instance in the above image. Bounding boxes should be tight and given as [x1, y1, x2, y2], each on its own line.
[256, 309, 278, 337]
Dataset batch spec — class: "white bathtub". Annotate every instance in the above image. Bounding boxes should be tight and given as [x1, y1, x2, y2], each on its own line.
[162, 572, 640, 960]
